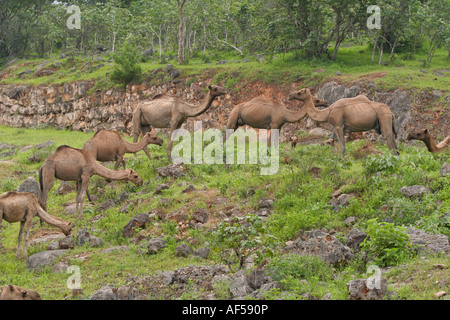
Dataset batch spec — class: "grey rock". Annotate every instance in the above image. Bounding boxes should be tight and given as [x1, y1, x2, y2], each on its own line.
[182, 184, 196, 193]
[7, 86, 27, 100]
[229, 272, 253, 298]
[34, 140, 54, 149]
[258, 199, 274, 209]
[51, 262, 70, 273]
[347, 278, 388, 300]
[154, 183, 169, 194]
[156, 164, 186, 178]
[26, 250, 67, 271]
[193, 207, 209, 224]
[17, 177, 40, 199]
[407, 227, 450, 255]
[400, 185, 430, 198]
[441, 163, 450, 177]
[76, 229, 103, 247]
[346, 228, 367, 252]
[123, 212, 149, 237]
[90, 285, 140, 300]
[176, 243, 194, 258]
[287, 230, 354, 266]
[100, 246, 130, 254]
[160, 270, 175, 285]
[59, 235, 75, 249]
[97, 199, 115, 211]
[144, 237, 166, 254]
[192, 247, 210, 259]
[245, 269, 266, 290]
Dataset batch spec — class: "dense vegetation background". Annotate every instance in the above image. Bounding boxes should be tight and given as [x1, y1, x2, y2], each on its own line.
[1, 0, 448, 67]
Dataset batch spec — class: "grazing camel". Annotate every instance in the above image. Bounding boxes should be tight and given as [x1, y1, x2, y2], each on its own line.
[83, 130, 163, 170]
[38, 146, 143, 219]
[407, 129, 449, 153]
[288, 88, 398, 156]
[0, 285, 42, 300]
[132, 85, 227, 156]
[226, 95, 328, 132]
[0, 191, 73, 259]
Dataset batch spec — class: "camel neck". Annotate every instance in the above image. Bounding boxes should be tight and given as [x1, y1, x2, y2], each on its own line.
[423, 135, 437, 153]
[304, 96, 329, 123]
[123, 138, 148, 153]
[186, 92, 215, 117]
[282, 106, 307, 123]
[93, 161, 129, 180]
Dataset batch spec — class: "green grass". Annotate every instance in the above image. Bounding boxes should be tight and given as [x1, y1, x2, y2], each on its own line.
[0, 125, 449, 300]
[1, 45, 449, 92]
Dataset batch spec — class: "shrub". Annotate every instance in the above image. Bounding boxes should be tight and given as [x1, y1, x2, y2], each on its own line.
[364, 153, 399, 175]
[210, 214, 278, 272]
[361, 219, 415, 267]
[110, 41, 142, 88]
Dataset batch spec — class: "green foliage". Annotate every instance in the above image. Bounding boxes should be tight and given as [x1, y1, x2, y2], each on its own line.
[364, 153, 400, 175]
[361, 219, 415, 267]
[211, 214, 278, 272]
[110, 41, 142, 88]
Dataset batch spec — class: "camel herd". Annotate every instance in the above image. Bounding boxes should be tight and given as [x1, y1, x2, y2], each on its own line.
[0, 84, 448, 266]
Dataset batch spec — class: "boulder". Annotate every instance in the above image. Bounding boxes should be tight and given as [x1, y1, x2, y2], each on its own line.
[286, 230, 354, 266]
[17, 177, 40, 199]
[400, 185, 430, 198]
[193, 208, 209, 224]
[346, 228, 367, 252]
[156, 164, 186, 178]
[142, 237, 166, 254]
[441, 163, 450, 177]
[407, 227, 450, 255]
[123, 212, 150, 237]
[76, 229, 103, 247]
[175, 243, 193, 258]
[90, 285, 141, 300]
[347, 277, 388, 300]
[26, 250, 68, 271]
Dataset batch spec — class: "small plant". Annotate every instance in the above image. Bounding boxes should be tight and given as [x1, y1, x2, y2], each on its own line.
[110, 41, 142, 88]
[364, 153, 399, 175]
[361, 219, 415, 267]
[211, 214, 278, 272]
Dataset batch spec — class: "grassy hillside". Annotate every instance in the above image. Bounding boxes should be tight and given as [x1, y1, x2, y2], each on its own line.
[0, 125, 448, 300]
[1, 45, 449, 93]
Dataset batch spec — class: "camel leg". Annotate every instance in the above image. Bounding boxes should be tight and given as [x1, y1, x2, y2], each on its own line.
[0, 206, 4, 251]
[335, 125, 346, 157]
[76, 176, 90, 220]
[21, 211, 33, 259]
[379, 115, 398, 155]
[167, 120, 183, 159]
[16, 220, 25, 259]
[78, 181, 95, 205]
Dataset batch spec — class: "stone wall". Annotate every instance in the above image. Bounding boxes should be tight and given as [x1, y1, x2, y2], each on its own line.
[0, 79, 447, 143]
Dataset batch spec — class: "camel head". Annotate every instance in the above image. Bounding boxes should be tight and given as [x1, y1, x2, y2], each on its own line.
[0, 285, 42, 300]
[287, 88, 313, 102]
[143, 132, 163, 146]
[127, 169, 143, 186]
[208, 85, 227, 98]
[407, 129, 429, 141]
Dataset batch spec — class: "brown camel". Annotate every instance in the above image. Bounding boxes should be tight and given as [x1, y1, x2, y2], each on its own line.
[407, 129, 450, 153]
[0, 191, 73, 259]
[38, 146, 143, 219]
[288, 88, 398, 156]
[132, 85, 227, 156]
[0, 285, 42, 300]
[83, 130, 163, 170]
[226, 96, 328, 132]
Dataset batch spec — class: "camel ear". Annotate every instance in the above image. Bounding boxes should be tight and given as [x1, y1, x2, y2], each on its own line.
[208, 85, 212, 90]
[424, 129, 428, 134]
[8, 285, 14, 291]
[21, 290, 27, 297]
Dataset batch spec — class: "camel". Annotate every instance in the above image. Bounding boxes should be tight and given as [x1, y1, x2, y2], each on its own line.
[288, 88, 398, 156]
[83, 130, 163, 170]
[132, 85, 227, 156]
[407, 129, 450, 153]
[0, 285, 42, 300]
[226, 96, 328, 132]
[0, 191, 73, 259]
[38, 145, 143, 219]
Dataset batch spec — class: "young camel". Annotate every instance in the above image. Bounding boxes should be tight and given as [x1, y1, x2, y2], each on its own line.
[39, 146, 143, 220]
[83, 130, 163, 170]
[288, 88, 398, 156]
[0, 191, 73, 259]
[132, 85, 227, 156]
[0, 285, 42, 300]
[407, 129, 450, 153]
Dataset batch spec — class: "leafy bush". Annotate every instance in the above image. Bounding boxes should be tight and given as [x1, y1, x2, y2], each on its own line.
[110, 41, 142, 88]
[364, 153, 399, 175]
[210, 214, 278, 272]
[361, 219, 415, 267]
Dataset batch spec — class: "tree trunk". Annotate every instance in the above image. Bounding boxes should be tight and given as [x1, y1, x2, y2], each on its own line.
[177, 0, 187, 64]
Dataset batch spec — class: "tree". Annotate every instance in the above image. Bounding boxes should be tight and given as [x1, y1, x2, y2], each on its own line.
[176, 0, 188, 64]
